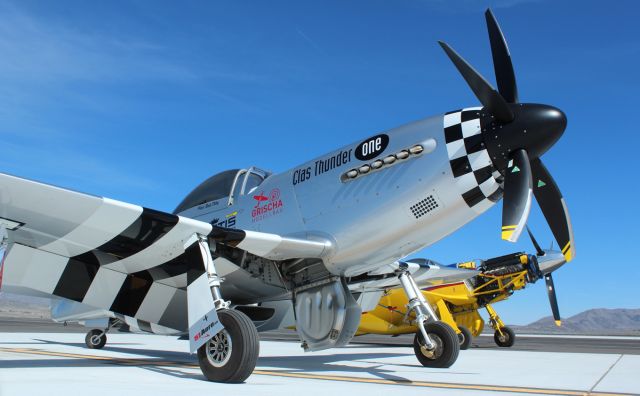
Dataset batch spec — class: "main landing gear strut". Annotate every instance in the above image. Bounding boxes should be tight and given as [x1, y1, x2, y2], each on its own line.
[397, 263, 460, 368]
[196, 236, 259, 383]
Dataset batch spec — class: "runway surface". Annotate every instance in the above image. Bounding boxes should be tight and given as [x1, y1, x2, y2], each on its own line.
[1, 322, 639, 395]
[3, 318, 640, 355]
[265, 329, 640, 356]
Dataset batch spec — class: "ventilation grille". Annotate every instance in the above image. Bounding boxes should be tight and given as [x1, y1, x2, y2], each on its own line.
[410, 195, 439, 219]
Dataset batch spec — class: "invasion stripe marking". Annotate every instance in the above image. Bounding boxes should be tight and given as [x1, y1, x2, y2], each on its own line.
[95, 208, 179, 260]
[52, 251, 100, 302]
[109, 270, 154, 317]
[107, 242, 204, 325]
[0, 348, 630, 396]
[143, 242, 205, 285]
[38, 198, 143, 258]
[209, 225, 246, 247]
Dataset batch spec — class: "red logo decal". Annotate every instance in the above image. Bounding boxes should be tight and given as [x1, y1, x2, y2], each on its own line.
[253, 193, 269, 206]
[252, 188, 284, 222]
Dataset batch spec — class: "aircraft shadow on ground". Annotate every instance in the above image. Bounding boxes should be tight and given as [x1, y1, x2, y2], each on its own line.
[0, 338, 478, 382]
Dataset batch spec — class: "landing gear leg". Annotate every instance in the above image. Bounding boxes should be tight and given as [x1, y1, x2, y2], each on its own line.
[397, 264, 460, 368]
[486, 304, 515, 347]
[196, 237, 259, 383]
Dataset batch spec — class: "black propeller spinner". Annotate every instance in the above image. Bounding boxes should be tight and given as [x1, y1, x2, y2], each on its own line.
[439, 9, 575, 263]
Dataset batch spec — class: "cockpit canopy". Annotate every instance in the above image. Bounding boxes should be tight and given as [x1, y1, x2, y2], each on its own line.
[173, 167, 270, 214]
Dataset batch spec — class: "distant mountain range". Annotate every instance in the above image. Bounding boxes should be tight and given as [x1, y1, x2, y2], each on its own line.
[1, 292, 639, 335]
[0, 292, 51, 319]
[512, 308, 640, 335]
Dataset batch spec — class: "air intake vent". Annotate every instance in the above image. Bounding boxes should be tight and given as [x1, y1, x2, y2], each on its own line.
[410, 195, 439, 219]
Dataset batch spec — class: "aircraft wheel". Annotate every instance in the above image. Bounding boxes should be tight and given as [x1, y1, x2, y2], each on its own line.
[458, 326, 472, 350]
[197, 309, 260, 383]
[413, 321, 460, 368]
[494, 326, 516, 347]
[85, 329, 107, 349]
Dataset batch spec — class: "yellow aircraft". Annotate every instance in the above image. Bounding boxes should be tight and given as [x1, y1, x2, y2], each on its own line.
[358, 229, 566, 349]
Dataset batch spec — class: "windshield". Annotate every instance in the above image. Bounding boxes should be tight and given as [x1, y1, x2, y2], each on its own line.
[173, 169, 240, 214]
[244, 172, 264, 195]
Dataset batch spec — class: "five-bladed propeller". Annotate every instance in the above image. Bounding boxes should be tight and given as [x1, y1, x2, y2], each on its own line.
[527, 227, 565, 326]
[439, 9, 575, 263]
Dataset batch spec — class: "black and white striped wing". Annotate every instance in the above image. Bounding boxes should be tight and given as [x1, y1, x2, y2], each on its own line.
[0, 173, 332, 350]
[0, 173, 226, 351]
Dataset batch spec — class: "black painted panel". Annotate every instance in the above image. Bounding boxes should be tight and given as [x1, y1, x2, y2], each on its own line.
[109, 271, 154, 317]
[52, 251, 100, 302]
[97, 208, 178, 260]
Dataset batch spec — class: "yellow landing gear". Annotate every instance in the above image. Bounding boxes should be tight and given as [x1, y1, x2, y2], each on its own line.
[358, 253, 532, 349]
[433, 299, 472, 351]
[457, 326, 472, 350]
[486, 304, 515, 347]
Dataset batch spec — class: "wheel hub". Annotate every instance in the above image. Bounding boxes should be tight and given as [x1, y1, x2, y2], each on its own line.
[206, 329, 232, 368]
[420, 333, 443, 360]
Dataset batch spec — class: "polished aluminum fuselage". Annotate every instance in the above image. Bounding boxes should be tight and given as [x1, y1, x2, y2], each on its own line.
[181, 112, 498, 279]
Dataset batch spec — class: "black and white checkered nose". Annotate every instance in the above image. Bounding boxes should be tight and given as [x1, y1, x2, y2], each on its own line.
[445, 107, 504, 213]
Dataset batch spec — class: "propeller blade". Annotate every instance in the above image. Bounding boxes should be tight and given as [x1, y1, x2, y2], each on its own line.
[544, 273, 561, 326]
[501, 149, 532, 242]
[526, 226, 545, 256]
[438, 41, 514, 123]
[485, 9, 518, 103]
[530, 158, 575, 262]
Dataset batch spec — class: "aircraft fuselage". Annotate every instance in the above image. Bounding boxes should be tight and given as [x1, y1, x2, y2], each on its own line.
[181, 107, 503, 278]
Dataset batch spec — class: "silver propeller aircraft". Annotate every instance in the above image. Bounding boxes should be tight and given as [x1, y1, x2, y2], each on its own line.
[0, 9, 574, 383]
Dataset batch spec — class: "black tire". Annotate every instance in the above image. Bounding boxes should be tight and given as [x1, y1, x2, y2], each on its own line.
[413, 321, 460, 368]
[85, 329, 106, 349]
[457, 326, 472, 350]
[494, 326, 516, 347]
[197, 309, 260, 383]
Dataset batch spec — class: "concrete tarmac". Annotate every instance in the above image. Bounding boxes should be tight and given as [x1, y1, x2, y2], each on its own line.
[1, 331, 639, 396]
[264, 329, 640, 356]
[2, 318, 639, 355]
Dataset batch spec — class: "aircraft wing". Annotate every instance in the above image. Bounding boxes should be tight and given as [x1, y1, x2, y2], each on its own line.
[0, 172, 331, 350]
[209, 226, 332, 261]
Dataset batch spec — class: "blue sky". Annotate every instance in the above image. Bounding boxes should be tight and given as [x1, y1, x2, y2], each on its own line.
[0, 0, 638, 325]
